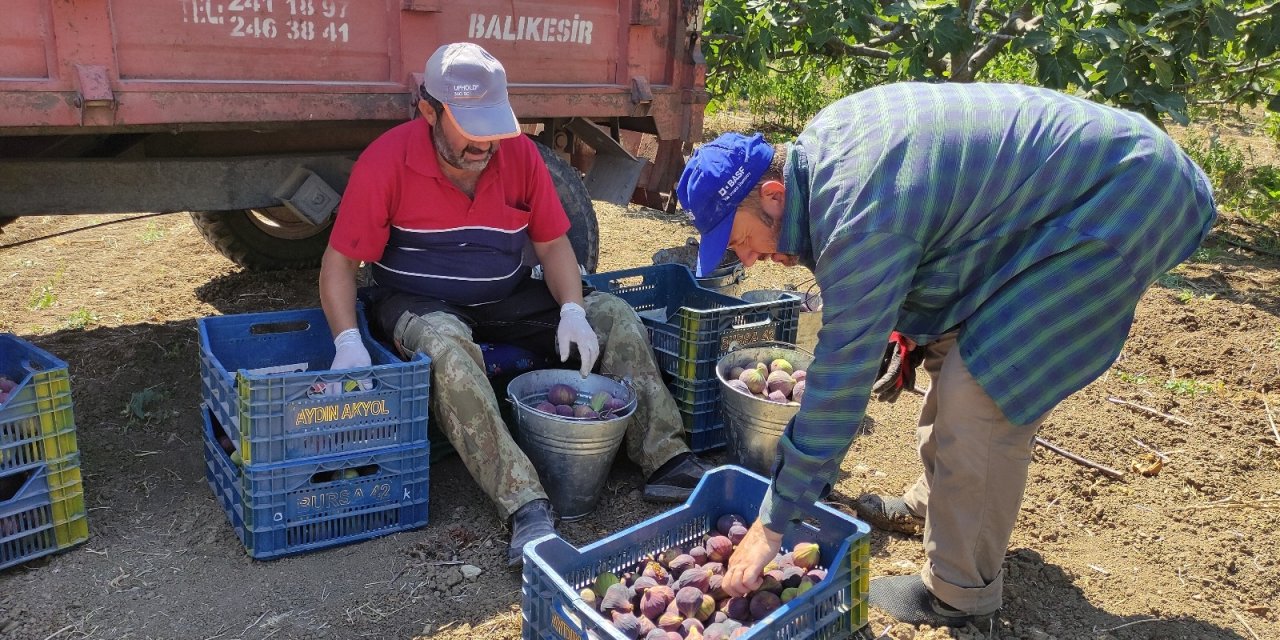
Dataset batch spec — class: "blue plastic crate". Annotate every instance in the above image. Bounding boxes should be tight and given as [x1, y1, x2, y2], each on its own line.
[198, 307, 431, 466]
[202, 406, 429, 560]
[584, 264, 800, 383]
[1, 455, 89, 571]
[522, 466, 871, 640]
[0, 334, 79, 476]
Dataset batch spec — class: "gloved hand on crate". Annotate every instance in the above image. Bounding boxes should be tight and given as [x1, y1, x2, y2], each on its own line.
[556, 302, 599, 378]
[872, 331, 924, 402]
[326, 328, 373, 395]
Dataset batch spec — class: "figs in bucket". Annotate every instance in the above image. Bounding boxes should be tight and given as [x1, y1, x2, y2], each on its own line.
[547, 383, 578, 406]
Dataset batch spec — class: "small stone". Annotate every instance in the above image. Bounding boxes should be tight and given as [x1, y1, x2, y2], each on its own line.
[460, 564, 483, 580]
[446, 570, 464, 587]
[485, 539, 494, 549]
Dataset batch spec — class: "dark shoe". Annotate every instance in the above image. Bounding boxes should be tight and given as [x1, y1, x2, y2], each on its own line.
[869, 574, 998, 636]
[507, 498, 557, 568]
[853, 494, 925, 536]
[642, 452, 714, 503]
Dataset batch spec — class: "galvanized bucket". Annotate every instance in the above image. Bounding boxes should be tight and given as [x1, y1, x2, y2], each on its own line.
[741, 289, 823, 352]
[716, 344, 815, 475]
[506, 370, 637, 520]
[697, 261, 746, 297]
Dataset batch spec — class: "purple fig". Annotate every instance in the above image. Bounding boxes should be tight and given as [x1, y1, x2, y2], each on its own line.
[791, 379, 806, 403]
[749, 590, 782, 620]
[738, 369, 766, 394]
[611, 612, 642, 639]
[640, 585, 674, 619]
[702, 622, 731, 640]
[534, 401, 558, 415]
[658, 547, 682, 566]
[673, 567, 710, 592]
[572, 404, 599, 419]
[727, 523, 748, 545]
[715, 513, 745, 535]
[602, 583, 634, 615]
[701, 561, 723, 576]
[674, 586, 703, 618]
[706, 573, 726, 600]
[724, 596, 750, 622]
[644, 630, 669, 640]
[669, 554, 697, 576]
[689, 546, 708, 564]
[636, 615, 656, 638]
[642, 560, 670, 585]
[546, 383, 577, 406]
[705, 536, 733, 563]
[657, 610, 684, 631]
[680, 618, 705, 636]
[727, 365, 746, 380]
[792, 369, 807, 382]
[632, 575, 658, 597]
[805, 568, 827, 583]
[605, 396, 628, 412]
[726, 379, 751, 395]
[767, 389, 789, 403]
[555, 404, 575, 416]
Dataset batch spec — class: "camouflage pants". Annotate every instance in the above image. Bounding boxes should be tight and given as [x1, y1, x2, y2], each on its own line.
[392, 291, 688, 518]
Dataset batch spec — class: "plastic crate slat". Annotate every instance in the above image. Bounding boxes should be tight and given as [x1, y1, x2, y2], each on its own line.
[583, 266, 798, 454]
[0, 458, 89, 571]
[202, 406, 429, 559]
[521, 466, 871, 639]
[0, 335, 81, 476]
[198, 307, 431, 465]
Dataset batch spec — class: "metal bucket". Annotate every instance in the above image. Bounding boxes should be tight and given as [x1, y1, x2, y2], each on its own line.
[741, 289, 823, 352]
[506, 370, 637, 520]
[697, 261, 746, 297]
[716, 344, 815, 475]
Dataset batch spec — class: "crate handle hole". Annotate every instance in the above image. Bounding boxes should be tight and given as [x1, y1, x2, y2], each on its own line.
[311, 463, 380, 484]
[0, 468, 33, 502]
[20, 358, 45, 375]
[249, 320, 310, 335]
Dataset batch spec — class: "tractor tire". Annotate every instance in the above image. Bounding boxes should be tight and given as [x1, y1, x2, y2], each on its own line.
[190, 207, 332, 271]
[534, 142, 599, 273]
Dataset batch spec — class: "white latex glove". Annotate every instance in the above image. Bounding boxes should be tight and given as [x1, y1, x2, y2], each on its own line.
[556, 302, 599, 378]
[328, 328, 372, 394]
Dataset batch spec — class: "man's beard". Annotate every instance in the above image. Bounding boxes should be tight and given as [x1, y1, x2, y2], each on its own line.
[433, 124, 495, 172]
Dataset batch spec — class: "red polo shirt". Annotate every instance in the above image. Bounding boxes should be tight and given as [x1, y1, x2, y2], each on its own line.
[329, 118, 570, 305]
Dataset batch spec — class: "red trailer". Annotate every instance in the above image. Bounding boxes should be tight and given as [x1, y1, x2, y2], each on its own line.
[0, 0, 709, 271]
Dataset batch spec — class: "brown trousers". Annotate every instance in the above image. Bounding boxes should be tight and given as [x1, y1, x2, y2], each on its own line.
[902, 332, 1050, 615]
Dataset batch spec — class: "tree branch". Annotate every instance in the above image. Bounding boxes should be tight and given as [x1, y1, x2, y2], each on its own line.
[955, 10, 1042, 82]
[821, 38, 893, 59]
[1239, 1, 1279, 21]
[867, 22, 911, 48]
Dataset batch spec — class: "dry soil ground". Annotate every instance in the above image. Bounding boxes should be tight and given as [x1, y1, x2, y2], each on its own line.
[0, 180, 1278, 640]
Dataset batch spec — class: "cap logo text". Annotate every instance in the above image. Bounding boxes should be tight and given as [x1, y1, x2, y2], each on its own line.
[718, 165, 749, 199]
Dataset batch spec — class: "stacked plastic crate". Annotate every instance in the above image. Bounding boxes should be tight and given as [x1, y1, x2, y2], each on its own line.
[584, 265, 800, 451]
[0, 334, 89, 571]
[197, 307, 432, 559]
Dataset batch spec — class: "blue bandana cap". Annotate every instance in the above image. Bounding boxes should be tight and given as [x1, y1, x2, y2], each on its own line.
[676, 132, 774, 277]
